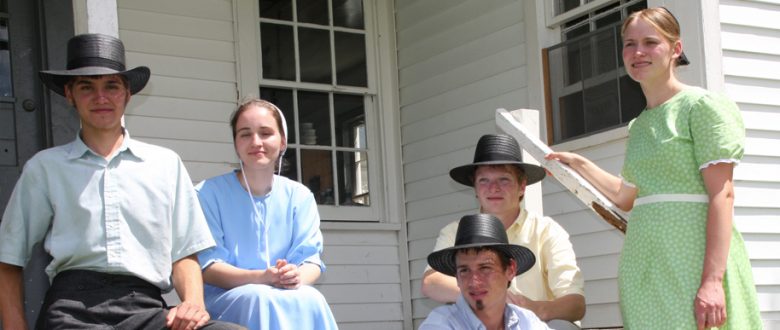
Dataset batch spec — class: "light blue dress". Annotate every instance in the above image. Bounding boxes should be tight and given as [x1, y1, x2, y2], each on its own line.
[196, 172, 338, 330]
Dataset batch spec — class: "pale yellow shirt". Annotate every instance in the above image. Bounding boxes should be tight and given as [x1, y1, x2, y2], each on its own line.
[427, 208, 584, 301]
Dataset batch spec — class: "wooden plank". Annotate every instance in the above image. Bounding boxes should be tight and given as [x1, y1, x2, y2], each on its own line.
[127, 52, 236, 82]
[117, 0, 233, 21]
[124, 95, 234, 122]
[324, 246, 400, 265]
[720, 2, 780, 30]
[137, 137, 234, 163]
[336, 321, 403, 330]
[581, 302, 623, 328]
[403, 121, 493, 163]
[400, 68, 526, 124]
[323, 230, 397, 246]
[318, 265, 401, 284]
[119, 8, 234, 41]
[405, 191, 475, 222]
[138, 75, 237, 103]
[583, 278, 620, 305]
[402, 90, 525, 145]
[726, 80, 780, 108]
[181, 161, 234, 183]
[736, 157, 780, 183]
[399, 27, 525, 88]
[120, 30, 235, 62]
[125, 115, 232, 143]
[330, 303, 403, 322]
[403, 147, 472, 183]
[400, 45, 526, 107]
[318, 284, 402, 304]
[497, 108, 629, 232]
[723, 55, 780, 81]
[735, 184, 780, 208]
[578, 253, 620, 281]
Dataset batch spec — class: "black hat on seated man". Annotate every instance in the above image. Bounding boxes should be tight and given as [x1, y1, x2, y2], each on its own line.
[39, 33, 150, 96]
[427, 214, 536, 277]
[449, 134, 546, 187]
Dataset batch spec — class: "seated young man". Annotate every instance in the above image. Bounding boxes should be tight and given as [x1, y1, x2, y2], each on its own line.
[422, 134, 585, 330]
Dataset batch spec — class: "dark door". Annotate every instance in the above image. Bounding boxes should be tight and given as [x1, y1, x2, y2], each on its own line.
[0, 0, 74, 328]
[1, 0, 76, 217]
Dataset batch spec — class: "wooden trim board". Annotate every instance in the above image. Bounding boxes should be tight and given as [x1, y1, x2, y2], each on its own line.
[496, 108, 628, 233]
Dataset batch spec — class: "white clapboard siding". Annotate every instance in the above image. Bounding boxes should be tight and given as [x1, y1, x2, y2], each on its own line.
[118, 0, 238, 181]
[319, 229, 405, 328]
[722, 0, 780, 327]
[396, 0, 536, 326]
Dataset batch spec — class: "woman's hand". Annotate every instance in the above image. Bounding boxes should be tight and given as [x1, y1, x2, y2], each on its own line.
[545, 151, 585, 167]
[267, 259, 302, 289]
[695, 279, 726, 329]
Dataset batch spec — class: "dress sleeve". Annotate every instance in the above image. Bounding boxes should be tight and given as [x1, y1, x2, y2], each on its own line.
[194, 180, 230, 269]
[286, 188, 325, 270]
[690, 93, 745, 170]
[541, 217, 585, 298]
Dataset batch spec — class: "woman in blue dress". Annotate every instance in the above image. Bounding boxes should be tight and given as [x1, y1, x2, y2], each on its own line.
[196, 98, 338, 330]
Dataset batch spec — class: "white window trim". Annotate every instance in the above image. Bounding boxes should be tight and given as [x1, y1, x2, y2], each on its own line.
[233, 0, 403, 223]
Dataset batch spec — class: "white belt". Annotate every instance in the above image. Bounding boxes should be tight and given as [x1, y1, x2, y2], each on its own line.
[634, 194, 709, 206]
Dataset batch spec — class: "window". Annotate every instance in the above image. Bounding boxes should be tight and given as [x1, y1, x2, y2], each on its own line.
[544, 0, 646, 144]
[242, 0, 385, 221]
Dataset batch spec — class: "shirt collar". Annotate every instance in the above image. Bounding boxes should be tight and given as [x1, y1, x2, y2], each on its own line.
[67, 128, 144, 161]
[506, 207, 529, 232]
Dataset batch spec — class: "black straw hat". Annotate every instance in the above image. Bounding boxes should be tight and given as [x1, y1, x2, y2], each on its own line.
[449, 134, 546, 187]
[39, 33, 150, 96]
[427, 214, 535, 277]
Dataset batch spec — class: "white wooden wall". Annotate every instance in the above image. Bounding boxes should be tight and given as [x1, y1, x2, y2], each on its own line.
[116, 1, 409, 328]
[719, 0, 780, 328]
[118, 0, 237, 183]
[395, 0, 539, 327]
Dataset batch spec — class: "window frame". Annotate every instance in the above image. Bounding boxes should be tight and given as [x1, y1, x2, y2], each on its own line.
[235, 0, 401, 222]
[541, 0, 647, 145]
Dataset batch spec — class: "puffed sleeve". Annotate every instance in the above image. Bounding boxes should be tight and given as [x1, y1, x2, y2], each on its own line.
[689, 92, 745, 170]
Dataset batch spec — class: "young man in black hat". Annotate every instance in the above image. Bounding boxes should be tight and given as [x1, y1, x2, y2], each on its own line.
[0, 34, 242, 330]
[420, 214, 550, 329]
[422, 134, 585, 329]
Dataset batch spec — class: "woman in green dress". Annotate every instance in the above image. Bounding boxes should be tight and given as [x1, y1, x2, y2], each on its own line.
[546, 7, 762, 329]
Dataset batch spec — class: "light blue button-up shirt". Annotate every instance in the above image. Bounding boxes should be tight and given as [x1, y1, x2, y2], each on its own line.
[0, 130, 215, 290]
[419, 295, 550, 330]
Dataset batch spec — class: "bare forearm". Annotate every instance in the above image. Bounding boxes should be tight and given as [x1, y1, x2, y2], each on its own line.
[298, 263, 322, 285]
[701, 164, 735, 284]
[523, 294, 585, 322]
[202, 262, 268, 289]
[546, 152, 634, 210]
[420, 270, 460, 303]
[0, 262, 27, 329]
[172, 255, 206, 308]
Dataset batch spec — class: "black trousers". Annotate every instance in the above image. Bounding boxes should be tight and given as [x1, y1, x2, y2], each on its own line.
[37, 270, 244, 330]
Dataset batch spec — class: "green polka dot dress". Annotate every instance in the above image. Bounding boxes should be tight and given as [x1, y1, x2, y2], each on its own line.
[619, 87, 762, 329]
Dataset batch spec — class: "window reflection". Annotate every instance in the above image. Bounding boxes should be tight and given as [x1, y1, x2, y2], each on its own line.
[0, 19, 12, 97]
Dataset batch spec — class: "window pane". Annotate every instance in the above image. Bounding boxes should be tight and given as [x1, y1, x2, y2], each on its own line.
[559, 91, 585, 141]
[619, 75, 645, 122]
[296, 0, 328, 25]
[280, 148, 298, 181]
[594, 26, 618, 76]
[334, 94, 365, 148]
[333, 0, 364, 29]
[627, 1, 648, 16]
[299, 27, 332, 84]
[556, 0, 582, 16]
[259, 0, 292, 20]
[260, 87, 296, 144]
[301, 149, 334, 205]
[583, 80, 620, 132]
[298, 91, 331, 146]
[261, 23, 295, 81]
[335, 32, 367, 87]
[0, 20, 11, 97]
[337, 151, 369, 206]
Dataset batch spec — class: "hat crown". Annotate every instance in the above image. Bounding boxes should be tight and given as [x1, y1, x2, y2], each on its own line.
[453, 214, 509, 246]
[66, 34, 127, 72]
[472, 134, 523, 164]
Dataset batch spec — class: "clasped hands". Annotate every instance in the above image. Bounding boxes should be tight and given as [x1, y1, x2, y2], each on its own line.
[267, 259, 302, 290]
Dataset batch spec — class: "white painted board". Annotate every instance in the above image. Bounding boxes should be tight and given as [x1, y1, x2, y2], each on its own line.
[496, 109, 628, 232]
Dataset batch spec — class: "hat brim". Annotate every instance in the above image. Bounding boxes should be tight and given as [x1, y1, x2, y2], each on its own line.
[39, 66, 150, 96]
[449, 161, 546, 187]
[427, 242, 536, 277]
